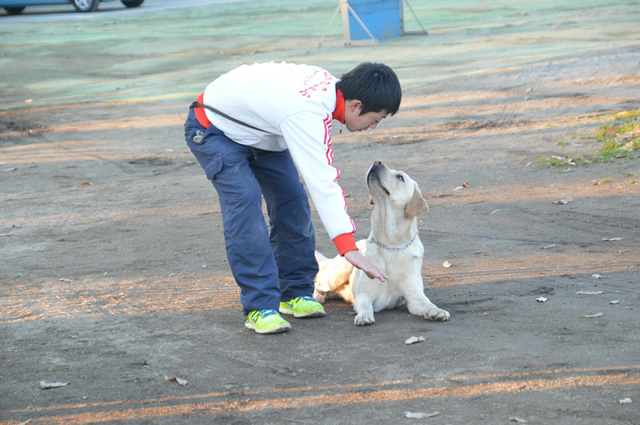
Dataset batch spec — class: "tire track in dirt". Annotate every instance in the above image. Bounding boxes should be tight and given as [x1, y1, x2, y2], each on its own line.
[513, 205, 640, 234]
[3, 366, 638, 424]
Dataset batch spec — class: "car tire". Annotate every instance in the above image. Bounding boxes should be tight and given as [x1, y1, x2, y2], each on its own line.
[4, 6, 26, 14]
[121, 0, 144, 7]
[72, 0, 100, 12]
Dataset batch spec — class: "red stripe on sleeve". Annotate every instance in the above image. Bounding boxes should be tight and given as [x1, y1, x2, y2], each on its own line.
[323, 114, 333, 165]
[323, 112, 357, 240]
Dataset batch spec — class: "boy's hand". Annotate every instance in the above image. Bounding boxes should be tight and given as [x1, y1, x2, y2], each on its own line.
[343, 250, 387, 282]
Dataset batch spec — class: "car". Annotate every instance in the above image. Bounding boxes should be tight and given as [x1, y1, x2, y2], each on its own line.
[0, 0, 143, 14]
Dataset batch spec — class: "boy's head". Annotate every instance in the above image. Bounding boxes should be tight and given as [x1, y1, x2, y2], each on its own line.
[337, 62, 402, 116]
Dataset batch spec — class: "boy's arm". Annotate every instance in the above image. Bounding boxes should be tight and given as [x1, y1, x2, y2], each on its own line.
[279, 111, 356, 249]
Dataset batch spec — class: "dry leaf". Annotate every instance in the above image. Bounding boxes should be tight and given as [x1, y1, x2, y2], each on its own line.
[591, 274, 603, 279]
[509, 417, 528, 424]
[405, 411, 440, 419]
[619, 397, 632, 404]
[540, 244, 556, 249]
[40, 380, 68, 389]
[610, 300, 620, 305]
[582, 312, 603, 318]
[442, 261, 452, 268]
[602, 237, 622, 241]
[576, 291, 603, 295]
[164, 375, 188, 386]
[453, 183, 468, 192]
[81, 182, 92, 186]
[405, 336, 426, 345]
[536, 297, 548, 303]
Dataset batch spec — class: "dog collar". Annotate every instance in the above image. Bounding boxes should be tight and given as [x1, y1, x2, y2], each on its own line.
[367, 233, 418, 251]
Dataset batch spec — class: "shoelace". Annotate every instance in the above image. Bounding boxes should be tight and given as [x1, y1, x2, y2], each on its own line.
[285, 296, 315, 307]
[298, 296, 316, 302]
[252, 309, 277, 320]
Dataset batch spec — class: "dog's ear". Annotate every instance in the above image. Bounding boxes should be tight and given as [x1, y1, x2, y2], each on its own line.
[405, 184, 429, 218]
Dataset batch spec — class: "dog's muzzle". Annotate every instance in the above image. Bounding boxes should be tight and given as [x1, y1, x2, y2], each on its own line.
[367, 161, 389, 194]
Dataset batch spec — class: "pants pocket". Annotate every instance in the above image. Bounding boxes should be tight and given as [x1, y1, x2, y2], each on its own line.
[185, 128, 225, 180]
[204, 152, 223, 180]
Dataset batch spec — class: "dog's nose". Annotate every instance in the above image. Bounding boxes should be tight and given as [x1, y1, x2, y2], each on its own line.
[373, 160, 384, 167]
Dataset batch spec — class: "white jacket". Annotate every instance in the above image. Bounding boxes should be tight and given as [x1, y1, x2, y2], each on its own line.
[202, 62, 356, 249]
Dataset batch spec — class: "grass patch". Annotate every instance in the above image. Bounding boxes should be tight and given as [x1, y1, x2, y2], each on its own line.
[592, 110, 640, 161]
[535, 155, 589, 168]
[535, 110, 640, 167]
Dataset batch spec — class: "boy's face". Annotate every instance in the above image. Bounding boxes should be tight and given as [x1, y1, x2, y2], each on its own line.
[344, 100, 389, 132]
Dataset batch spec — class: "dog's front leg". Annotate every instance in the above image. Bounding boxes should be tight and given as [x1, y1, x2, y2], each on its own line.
[354, 294, 376, 325]
[407, 295, 450, 322]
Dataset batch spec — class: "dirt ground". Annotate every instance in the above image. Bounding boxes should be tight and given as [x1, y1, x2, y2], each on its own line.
[1, 1, 639, 424]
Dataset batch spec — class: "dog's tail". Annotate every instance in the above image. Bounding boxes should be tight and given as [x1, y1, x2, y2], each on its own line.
[314, 250, 329, 263]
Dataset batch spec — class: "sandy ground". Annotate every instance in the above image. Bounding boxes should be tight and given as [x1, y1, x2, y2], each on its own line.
[1, 1, 639, 424]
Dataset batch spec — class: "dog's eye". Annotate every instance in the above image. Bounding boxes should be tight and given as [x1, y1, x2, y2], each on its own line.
[396, 174, 404, 182]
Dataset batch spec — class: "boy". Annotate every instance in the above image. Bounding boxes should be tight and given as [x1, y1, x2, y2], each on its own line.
[184, 62, 401, 334]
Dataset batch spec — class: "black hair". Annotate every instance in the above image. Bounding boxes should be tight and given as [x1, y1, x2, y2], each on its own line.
[336, 62, 402, 116]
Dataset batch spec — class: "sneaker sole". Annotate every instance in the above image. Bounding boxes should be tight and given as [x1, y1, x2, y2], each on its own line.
[244, 321, 291, 334]
[279, 307, 326, 318]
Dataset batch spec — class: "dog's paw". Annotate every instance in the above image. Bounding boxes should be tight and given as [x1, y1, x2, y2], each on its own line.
[354, 311, 375, 326]
[424, 307, 450, 322]
[313, 289, 326, 304]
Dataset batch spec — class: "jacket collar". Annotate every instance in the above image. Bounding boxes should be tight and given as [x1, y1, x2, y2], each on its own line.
[332, 89, 345, 124]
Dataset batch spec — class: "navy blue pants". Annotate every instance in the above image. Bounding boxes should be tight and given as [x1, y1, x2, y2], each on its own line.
[184, 109, 318, 314]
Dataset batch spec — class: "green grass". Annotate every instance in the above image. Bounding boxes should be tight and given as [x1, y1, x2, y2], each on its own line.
[592, 110, 640, 161]
[535, 110, 640, 167]
[535, 155, 589, 168]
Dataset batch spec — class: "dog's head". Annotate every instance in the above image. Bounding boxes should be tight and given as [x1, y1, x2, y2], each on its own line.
[366, 160, 429, 218]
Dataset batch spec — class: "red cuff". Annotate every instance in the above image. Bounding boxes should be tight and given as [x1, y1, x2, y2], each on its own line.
[333, 233, 358, 256]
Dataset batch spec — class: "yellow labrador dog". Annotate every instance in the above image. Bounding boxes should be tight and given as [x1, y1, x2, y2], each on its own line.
[314, 161, 450, 326]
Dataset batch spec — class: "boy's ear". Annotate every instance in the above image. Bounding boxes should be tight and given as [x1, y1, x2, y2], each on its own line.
[348, 99, 362, 113]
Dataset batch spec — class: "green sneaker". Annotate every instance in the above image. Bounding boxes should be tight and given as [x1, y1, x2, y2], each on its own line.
[279, 296, 326, 318]
[245, 309, 291, 334]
